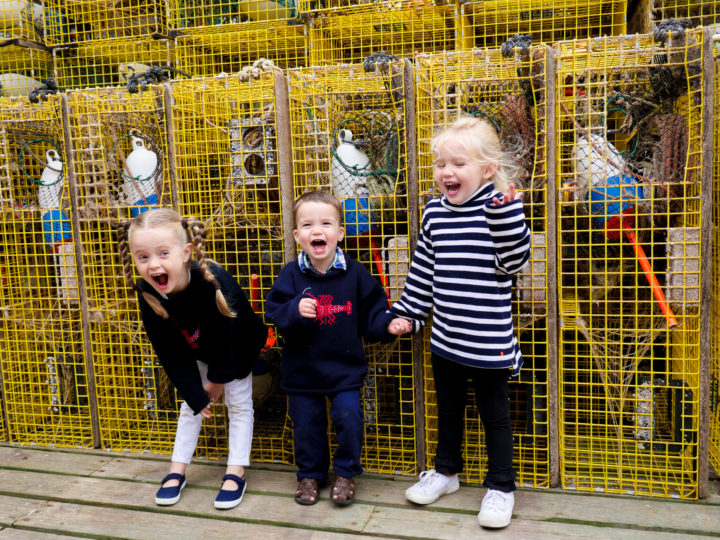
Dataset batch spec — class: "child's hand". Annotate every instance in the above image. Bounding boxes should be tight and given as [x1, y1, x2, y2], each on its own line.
[491, 184, 523, 206]
[388, 317, 413, 335]
[298, 297, 317, 319]
[204, 381, 224, 404]
[200, 405, 212, 419]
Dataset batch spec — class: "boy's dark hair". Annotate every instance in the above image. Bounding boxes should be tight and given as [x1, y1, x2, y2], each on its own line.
[292, 190, 343, 228]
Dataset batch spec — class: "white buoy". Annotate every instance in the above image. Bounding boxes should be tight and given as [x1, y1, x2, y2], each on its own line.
[330, 128, 372, 237]
[0, 1, 43, 32]
[122, 136, 159, 216]
[0, 72, 41, 97]
[572, 133, 625, 198]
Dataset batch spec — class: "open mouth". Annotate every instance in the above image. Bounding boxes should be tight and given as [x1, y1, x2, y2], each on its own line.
[311, 239, 327, 252]
[151, 273, 168, 287]
[444, 182, 461, 196]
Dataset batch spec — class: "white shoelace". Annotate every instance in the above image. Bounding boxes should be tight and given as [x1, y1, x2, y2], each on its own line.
[483, 491, 511, 513]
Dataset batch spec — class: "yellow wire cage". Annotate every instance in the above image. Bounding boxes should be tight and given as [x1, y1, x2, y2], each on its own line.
[0, 42, 52, 99]
[710, 36, 719, 477]
[286, 61, 418, 475]
[556, 29, 705, 499]
[457, 0, 627, 50]
[0, 0, 43, 43]
[53, 37, 175, 91]
[308, 3, 457, 66]
[414, 46, 552, 487]
[0, 94, 93, 448]
[630, 0, 720, 34]
[174, 23, 309, 78]
[170, 72, 293, 464]
[168, 0, 299, 32]
[42, 0, 169, 47]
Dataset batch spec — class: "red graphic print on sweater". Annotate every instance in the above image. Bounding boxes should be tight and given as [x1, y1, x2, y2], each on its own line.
[309, 292, 352, 326]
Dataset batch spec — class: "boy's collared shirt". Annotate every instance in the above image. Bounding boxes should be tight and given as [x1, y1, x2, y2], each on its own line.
[297, 247, 347, 274]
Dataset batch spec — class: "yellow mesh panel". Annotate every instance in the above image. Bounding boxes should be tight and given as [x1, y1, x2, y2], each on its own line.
[458, 0, 627, 50]
[415, 47, 551, 487]
[287, 63, 418, 474]
[0, 44, 53, 98]
[0, 94, 93, 447]
[308, 4, 456, 66]
[171, 73, 292, 464]
[53, 38, 175, 91]
[168, 0, 299, 31]
[710, 37, 720, 476]
[43, 0, 169, 47]
[0, 0, 43, 42]
[174, 23, 308, 77]
[556, 30, 704, 499]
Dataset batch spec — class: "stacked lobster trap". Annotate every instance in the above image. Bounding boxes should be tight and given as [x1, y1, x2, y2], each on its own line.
[0, 42, 52, 98]
[414, 45, 553, 487]
[457, 0, 627, 50]
[555, 28, 707, 498]
[0, 94, 94, 447]
[169, 72, 292, 464]
[0, 0, 43, 44]
[286, 61, 418, 474]
[304, 1, 457, 66]
[630, 0, 720, 34]
[710, 35, 720, 477]
[61, 84, 180, 455]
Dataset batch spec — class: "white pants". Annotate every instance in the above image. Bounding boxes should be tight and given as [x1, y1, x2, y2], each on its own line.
[171, 361, 254, 466]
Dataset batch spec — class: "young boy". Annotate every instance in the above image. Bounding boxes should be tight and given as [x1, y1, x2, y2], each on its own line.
[265, 190, 407, 506]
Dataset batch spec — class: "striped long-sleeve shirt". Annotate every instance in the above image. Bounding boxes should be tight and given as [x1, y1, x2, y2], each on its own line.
[390, 182, 531, 374]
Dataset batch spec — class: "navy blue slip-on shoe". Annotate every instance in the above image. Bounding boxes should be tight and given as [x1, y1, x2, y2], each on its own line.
[214, 473, 246, 510]
[155, 473, 186, 506]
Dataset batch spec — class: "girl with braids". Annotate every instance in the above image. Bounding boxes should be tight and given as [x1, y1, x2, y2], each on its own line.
[118, 208, 266, 510]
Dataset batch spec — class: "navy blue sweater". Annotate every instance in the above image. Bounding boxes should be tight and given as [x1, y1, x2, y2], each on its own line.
[138, 262, 266, 414]
[265, 255, 395, 394]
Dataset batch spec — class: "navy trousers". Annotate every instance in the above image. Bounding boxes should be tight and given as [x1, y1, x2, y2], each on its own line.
[288, 389, 364, 483]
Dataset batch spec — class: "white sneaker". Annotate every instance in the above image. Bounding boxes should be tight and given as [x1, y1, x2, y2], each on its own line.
[405, 469, 459, 505]
[477, 489, 514, 528]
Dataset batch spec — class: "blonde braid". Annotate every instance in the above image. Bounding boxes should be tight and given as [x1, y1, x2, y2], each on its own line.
[185, 218, 236, 318]
[118, 219, 170, 319]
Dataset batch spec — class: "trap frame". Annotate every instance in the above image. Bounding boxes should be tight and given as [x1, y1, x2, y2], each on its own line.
[169, 72, 292, 464]
[0, 42, 52, 99]
[630, 0, 720, 34]
[307, 3, 457, 66]
[286, 60, 419, 475]
[53, 37, 175, 91]
[555, 29, 709, 499]
[0, 94, 94, 448]
[414, 46, 554, 487]
[168, 0, 299, 32]
[43, 0, 169, 47]
[710, 35, 720, 478]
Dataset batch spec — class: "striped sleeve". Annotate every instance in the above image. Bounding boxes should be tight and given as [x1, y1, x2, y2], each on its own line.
[484, 198, 531, 275]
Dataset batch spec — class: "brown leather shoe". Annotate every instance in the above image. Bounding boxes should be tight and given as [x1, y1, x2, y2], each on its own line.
[295, 477, 320, 506]
[331, 475, 355, 506]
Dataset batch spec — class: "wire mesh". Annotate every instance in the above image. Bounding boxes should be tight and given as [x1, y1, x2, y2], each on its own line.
[53, 37, 175, 91]
[170, 73, 292, 464]
[168, 0, 299, 31]
[458, 0, 627, 50]
[62, 85, 183, 455]
[710, 37, 720, 477]
[556, 30, 704, 499]
[638, 1, 720, 33]
[414, 47, 551, 487]
[174, 23, 309, 78]
[287, 62, 418, 474]
[43, 0, 169, 47]
[0, 0, 43, 43]
[0, 94, 93, 447]
[0, 43, 53, 98]
[308, 3, 456, 66]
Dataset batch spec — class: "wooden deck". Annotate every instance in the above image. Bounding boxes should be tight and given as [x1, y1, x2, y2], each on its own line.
[0, 444, 717, 539]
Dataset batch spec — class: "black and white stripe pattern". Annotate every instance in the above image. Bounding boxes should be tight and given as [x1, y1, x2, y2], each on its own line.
[390, 183, 531, 374]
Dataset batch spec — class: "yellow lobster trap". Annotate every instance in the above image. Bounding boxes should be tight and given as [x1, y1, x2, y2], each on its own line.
[61, 84, 183, 455]
[710, 35, 720, 478]
[53, 37, 175, 91]
[457, 0, 627, 50]
[0, 42, 52, 98]
[0, 94, 94, 448]
[169, 72, 293, 464]
[168, 0, 299, 31]
[630, 1, 720, 34]
[414, 46, 554, 487]
[555, 28, 709, 498]
[0, 0, 43, 43]
[174, 22, 309, 78]
[286, 61, 419, 475]
[307, 2, 457, 66]
[42, 0, 169, 47]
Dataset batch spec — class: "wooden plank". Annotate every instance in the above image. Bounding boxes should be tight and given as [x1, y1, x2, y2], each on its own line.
[0, 447, 113, 476]
[0, 495, 46, 526]
[11, 501, 380, 540]
[0, 529, 79, 539]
